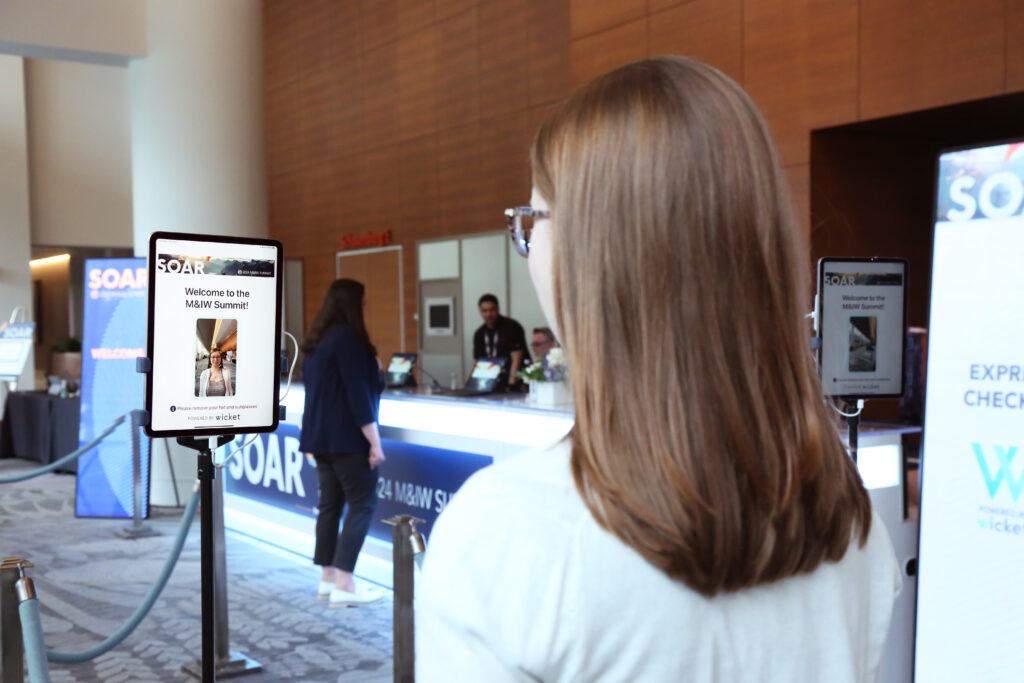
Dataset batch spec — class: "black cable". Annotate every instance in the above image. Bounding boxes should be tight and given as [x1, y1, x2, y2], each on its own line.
[414, 358, 443, 389]
[163, 439, 182, 508]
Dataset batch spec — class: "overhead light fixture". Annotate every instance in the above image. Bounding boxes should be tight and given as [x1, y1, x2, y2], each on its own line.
[29, 253, 70, 267]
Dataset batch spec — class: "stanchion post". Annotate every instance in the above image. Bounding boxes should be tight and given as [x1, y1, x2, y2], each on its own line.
[385, 515, 423, 683]
[1, 557, 33, 683]
[118, 410, 160, 539]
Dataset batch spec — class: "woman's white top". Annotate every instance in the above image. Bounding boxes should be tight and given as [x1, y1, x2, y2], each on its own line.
[416, 440, 901, 682]
[198, 367, 233, 397]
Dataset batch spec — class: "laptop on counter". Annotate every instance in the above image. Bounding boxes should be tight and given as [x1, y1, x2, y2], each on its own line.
[440, 357, 508, 397]
[386, 353, 417, 388]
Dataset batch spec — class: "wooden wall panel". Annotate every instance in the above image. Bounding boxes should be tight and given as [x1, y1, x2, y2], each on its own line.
[397, 0, 435, 37]
[325, 57, 362, 158]
[570, 17, 647, 88]
[478, 0, 530, 120]
[648, 0, 743, 84]
[360, 0, 398, 52]
[264, 77, 302, 176]
[1007, 1, 1024, 92]
[327, 0, 363, 63]
[361, 144, 402, 234]
[478, 109, 531, 222]
[744, 0, 858, 166]
[437, 123, 487, 235]
[437, 0, 478, 21]
[360, 44, 398, 151]
[785, 163, 811, 261]
[265, 0, 1024, 358]
[294, 67, 335, 168]
[859, 0, 1006, 120]
[436, 9, 479, 129]
[528, 0, 571, 105]
[396, 28, 438, 140]
[570, 0, 646, 40]
[397, 134, 440, 228]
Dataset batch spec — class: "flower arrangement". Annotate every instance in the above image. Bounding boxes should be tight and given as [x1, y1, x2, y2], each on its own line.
[518, 347, 569, 383]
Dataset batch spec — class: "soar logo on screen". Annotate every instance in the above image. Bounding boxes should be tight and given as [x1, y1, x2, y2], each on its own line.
[974, 443, 1024, 503]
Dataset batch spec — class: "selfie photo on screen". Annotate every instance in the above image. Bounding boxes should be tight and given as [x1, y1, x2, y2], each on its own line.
[195, 317, 237, 397]
[847, 316, 877, 372]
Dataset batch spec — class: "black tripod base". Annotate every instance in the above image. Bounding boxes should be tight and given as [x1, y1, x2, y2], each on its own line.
[182, 652, 263, 679]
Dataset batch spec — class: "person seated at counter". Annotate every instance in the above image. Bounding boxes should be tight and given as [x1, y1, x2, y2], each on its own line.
[472, 294, 530, 390]
[530, 327, 557, 357]
[416, 56, 900, 680]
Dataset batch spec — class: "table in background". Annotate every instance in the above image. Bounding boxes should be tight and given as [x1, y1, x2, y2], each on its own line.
[0, 391, 80, 472]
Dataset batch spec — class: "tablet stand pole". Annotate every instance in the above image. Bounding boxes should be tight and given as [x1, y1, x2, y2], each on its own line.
[177, 434, 262, 681]
[177, 434, 230, 682]
[844, 400, 860, 464]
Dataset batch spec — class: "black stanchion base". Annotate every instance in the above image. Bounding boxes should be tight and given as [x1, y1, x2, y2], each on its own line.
[182, 652, 263, 679]
[115, 525, 161, 539]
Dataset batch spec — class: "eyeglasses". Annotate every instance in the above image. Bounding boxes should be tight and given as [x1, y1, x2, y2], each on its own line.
[505, 207, 550, 258]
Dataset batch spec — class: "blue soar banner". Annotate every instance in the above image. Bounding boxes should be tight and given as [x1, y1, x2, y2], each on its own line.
[76, 258, 150, 518]
[223, 423, 492, 541]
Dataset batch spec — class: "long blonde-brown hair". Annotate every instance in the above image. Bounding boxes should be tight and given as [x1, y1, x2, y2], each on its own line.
[531, 56, 871, 596]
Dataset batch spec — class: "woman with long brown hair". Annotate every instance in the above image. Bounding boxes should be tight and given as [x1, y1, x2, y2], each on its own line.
[300, 278, 386, 607]
[417, 57, 899, 680]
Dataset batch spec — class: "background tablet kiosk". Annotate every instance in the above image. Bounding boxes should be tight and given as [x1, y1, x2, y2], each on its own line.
[144, 232, 283, 437]
[816, 257, 907, 399]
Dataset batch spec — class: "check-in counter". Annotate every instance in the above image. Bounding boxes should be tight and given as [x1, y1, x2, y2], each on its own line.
[222, 386, 574, 587]
[221, 387, 917, 682]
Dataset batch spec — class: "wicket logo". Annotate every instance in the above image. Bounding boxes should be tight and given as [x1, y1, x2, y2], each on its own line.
[974, 444, 1024, 503]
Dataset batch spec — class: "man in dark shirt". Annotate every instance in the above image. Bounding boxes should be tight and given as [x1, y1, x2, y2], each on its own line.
[472, 294, 530, 389]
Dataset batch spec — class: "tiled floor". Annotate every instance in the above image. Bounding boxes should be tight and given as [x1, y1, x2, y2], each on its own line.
[0, 458, 392, 682]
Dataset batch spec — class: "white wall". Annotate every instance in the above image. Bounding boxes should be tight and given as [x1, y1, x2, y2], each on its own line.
[0, 0, 145, 65]
[418, 239, 459, 280]
[507, 242, 548, 355]
[26, 59, 134, 248]
[130, 0, 268, 253]
[130, 0, 268, 505]
[460, 233, 507, 376]
[0, 55, 35, 393]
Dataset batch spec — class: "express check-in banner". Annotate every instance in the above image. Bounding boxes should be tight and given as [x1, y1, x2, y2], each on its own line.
[224, 426, 492, 541]
[915, 142, 1024, 682]
[76, 259, 150, 518]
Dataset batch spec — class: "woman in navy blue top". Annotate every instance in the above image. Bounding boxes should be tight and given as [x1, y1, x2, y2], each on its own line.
[300, 278, 387, 607]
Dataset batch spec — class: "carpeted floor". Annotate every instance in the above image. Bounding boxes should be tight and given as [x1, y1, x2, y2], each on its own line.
[0, 459, 393, 682]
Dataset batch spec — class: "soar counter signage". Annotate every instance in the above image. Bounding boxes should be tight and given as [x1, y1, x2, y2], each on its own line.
[76, 259, 150, 518]
[224, 427, 491, 542]
[915, 142, 1024, 682]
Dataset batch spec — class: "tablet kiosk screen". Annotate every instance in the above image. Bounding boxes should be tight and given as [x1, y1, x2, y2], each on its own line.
[150, 237, 279, 433]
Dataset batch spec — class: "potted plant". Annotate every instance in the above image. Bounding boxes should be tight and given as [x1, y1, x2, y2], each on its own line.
[518, 348, 571, 406]
[50, 336, 83, 380]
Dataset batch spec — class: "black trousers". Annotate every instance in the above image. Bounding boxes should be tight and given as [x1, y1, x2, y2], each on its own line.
[312, 452, 379, 572]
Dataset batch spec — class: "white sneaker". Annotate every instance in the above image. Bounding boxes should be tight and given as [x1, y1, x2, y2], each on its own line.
[329, 585, 384, 608]
[317, 581, 333, 600]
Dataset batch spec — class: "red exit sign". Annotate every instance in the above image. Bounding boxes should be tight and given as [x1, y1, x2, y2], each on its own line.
[341, 230, 392, 250]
